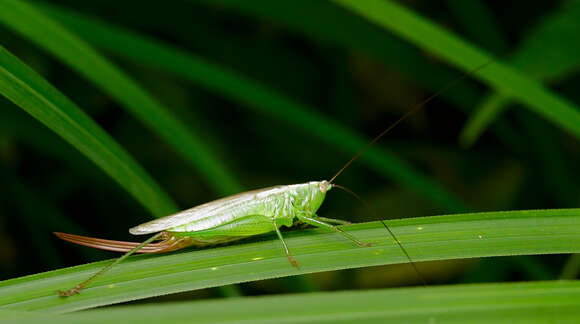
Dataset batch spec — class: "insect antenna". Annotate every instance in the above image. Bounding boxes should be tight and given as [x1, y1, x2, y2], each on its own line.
[328, 60, 494, 184]
[328, 59, 494, 285]
[333, 183, 426, 286]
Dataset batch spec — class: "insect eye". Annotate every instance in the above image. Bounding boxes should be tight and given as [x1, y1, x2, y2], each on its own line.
[319, 183, 326, 192]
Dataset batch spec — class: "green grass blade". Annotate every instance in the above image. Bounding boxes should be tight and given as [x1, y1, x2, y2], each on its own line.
[36, 3, 467, 212]
[0, 0, 243, 197]
[0, 310, 48, 322]
[508, 0, 580, 82]
[0, 45, 176, 216]
[194, 0, 479, 106]
[560, 254, 580, 280]
[0, 163, 93, 267]
[0, 209, 578, 313]
[459, 93, 510, 147]
[460, 0, 580, 146]
[193, 0, 519, 148]
[455, 2, 580, 209]
[331, 0, 580, 140]
[0, 106, 125, 186]
[2, 281, 578, 323]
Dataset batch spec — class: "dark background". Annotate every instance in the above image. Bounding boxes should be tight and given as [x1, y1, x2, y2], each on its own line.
[1, 0, 579, 300]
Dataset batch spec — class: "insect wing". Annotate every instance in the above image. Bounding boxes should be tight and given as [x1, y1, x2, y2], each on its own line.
[129, 186, 284, 235]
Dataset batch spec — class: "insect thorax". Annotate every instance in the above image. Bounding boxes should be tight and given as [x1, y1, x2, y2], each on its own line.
[272, 181, 329, 222]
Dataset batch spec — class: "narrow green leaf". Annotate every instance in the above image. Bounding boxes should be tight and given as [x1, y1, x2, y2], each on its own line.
[459, 93, 510, 147]
[0, 0, 243, 197]
[0, 310, 48, 322]
[0, 164, 90, 267]
[0, 106, 120, 185]
[0, 45, 176, 216]
[193, 0, 520, 149]
[460, 0, 580, 146]
[0, 209, 578, 313]
[36, 3, 468, 212]
[332, 0, 580, 140]
[455, 1, 580, 209]
[560, 254, 580, 280]
[193, 0, 479, 107]
[2, 281, 579, 323]
[510, 0, 580, 81]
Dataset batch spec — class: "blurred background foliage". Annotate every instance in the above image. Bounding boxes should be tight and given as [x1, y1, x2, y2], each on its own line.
[0, 0, 579, 303]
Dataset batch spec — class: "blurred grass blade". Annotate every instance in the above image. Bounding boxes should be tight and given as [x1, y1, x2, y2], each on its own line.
[194, 0, 519, 149]
[37, 3, 467, 212]
[0, 164, 84, 267]
[508, 0, 580, 82]
[560, 254, 580, 280]
[0, 45, 176, 216]
[460, 93, 510, 147]
[194, 0, 480, 108]
[460, 0, 580, 146]
[0, 0, 243, 197]
[0, 209, 578, 313]
[2, 281, 579, 323]
[456, 1, 580, 209]
[0, 106, 129, 186]
[332, 0, 580, 140]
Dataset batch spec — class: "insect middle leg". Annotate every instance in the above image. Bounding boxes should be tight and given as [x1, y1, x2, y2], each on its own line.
[298, 214, 371, 247]
[186, 215, 300, 268]
[273, 220, 299, 268]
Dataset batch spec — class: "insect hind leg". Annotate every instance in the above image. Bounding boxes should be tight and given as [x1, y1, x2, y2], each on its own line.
[298, 214, 371, 247]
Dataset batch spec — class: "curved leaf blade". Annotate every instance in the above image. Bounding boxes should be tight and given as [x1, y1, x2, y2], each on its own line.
[332, 0, 580, 140]
[0, 0, 243, 197]
[459, 93, 510, 147]
[0, 45, 176, 216]
[192, 0, 520, 149]
[0, 209, 578, 313]
[460, 0, 580, 146]
[3, 281, 579, 323]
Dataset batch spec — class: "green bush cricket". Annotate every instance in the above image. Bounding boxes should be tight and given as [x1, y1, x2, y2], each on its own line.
[55, 61, 492, 297]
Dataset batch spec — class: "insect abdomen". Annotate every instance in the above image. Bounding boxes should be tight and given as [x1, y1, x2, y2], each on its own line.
[171, 214, 278, 243]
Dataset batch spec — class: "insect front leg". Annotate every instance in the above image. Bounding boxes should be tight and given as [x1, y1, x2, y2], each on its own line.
[298, 214, 372, 247]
